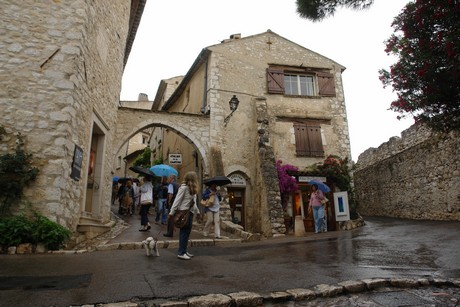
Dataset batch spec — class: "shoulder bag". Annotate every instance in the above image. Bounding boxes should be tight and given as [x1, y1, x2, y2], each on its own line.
[173, 199, 195, 228]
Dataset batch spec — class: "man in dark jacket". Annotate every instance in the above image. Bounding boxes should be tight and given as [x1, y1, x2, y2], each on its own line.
[163, 174, 179, 237]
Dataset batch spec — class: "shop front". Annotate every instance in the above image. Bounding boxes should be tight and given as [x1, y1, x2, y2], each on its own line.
[291, 176, 336, 233]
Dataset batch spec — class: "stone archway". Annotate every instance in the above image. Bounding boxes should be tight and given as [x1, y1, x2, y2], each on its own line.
[113, 108, 211, 172]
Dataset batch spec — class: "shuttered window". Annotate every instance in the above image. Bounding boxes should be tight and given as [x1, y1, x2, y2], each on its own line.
[317, 72, 336, 96]
[267, 67, 336, 97]
[266, 68, 284, 93]
[293, 123, 324, 157]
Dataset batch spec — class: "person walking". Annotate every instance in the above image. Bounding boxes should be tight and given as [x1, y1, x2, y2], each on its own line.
[139, 176, 153, 231]
[163, 174, 179, 237]
[168, 171, 200, 260]
[308, 184, 326, 234]
[154, 176, 169, 225]
[202, 183, 222, 239]
[123, 179, 135, 215]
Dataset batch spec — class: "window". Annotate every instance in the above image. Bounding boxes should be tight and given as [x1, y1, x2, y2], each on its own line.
[284, 74, 315, 96]
[293, 123, 324, 157]
[267, 67, 336, 97]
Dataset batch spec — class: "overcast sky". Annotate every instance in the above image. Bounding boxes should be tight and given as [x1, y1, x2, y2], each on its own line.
[120, 0, 413, 162]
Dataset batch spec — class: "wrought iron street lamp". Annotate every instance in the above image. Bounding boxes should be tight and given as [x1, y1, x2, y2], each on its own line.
[223, 95, 240, 127]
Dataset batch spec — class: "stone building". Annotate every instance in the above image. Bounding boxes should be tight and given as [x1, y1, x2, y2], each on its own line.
[151, 31, 352, 236]
[354, 124, 460, 220]
[115, 93, 153, 179]
[0, 0, 146, 241]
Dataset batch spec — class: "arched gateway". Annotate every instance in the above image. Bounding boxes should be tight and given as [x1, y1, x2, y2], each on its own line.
[113, 107, 210, 172]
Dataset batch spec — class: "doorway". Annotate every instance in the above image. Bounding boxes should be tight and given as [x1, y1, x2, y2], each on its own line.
[293, 184, 336, 232]
[227, 187, 245, 228]
[84, 118, 106, 218]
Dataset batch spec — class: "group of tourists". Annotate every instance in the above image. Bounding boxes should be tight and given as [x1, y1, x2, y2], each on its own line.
[112, 170, 222, 261]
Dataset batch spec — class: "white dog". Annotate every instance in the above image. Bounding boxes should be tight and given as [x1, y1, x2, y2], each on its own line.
[141, 236, 159, 257]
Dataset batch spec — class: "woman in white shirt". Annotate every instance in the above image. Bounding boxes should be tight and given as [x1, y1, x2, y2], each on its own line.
[168, 171, 201, 260]
[139, 176, 153, 231]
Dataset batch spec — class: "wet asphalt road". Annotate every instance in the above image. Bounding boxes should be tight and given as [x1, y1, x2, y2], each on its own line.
[0, 216, 459, 306]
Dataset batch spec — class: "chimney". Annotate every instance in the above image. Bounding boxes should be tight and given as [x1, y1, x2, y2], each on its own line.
[230, 33, 241, 40]
[138, 93, 148, 101]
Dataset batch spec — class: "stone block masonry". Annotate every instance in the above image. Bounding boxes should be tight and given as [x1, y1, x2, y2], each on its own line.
[0, 0, 132, 231]
[354, 124, 460, 220]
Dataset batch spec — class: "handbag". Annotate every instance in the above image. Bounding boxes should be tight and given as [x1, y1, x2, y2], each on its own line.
[200, 194, 215, 208]
[321, 197, 329, 205]
[173, 209, 190, 228]
[173, 199, 195, 228]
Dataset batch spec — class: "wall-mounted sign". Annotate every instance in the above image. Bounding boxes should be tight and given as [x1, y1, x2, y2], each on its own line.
[334, 191, 350, 221]
[169, 153, 182, 164]
[70, 145, 83, 181]
[298, 176, 327, 183]
[229, 174, 246, 187]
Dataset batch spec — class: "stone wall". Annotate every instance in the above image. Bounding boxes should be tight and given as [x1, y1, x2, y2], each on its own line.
[0, 1, 131, 230]
[354, 124, 460, 220]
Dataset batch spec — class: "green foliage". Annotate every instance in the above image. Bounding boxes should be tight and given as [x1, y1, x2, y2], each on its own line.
[379, 0, 460, 132]
[0, 214, 71, 250]
[315, 155, 358, 219]
[0, 133, 39, 215]
[296, 0, 374, 21]
[133, 147, 152, 167]
[152, 156, 163, 166]
[316, 155, 352, 192]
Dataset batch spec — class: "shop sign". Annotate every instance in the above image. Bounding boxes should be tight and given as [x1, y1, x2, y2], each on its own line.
[298, 176, 327, 183]
[70, 145, 83, 181]
[169, 154, 182, 164]
[229, 174, 246, 186]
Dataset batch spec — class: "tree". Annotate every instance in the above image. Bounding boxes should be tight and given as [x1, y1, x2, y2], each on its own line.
[296, 0, 374, 21]
[379, 0, 460, 132]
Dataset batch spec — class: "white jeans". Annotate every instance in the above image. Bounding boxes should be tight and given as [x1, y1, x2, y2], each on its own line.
[203, 210, 220, 237]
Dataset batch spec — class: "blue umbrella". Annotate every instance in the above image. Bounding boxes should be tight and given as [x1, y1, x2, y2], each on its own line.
[112, 176, 119, 182]
[308, 179, 330, 193]
[150, 164, 178, 177]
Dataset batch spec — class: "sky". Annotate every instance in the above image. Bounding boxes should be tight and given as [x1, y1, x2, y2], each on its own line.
[120, 0, 413, 162]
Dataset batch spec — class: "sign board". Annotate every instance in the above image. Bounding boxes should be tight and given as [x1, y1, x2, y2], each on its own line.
[229, 174, 246, 187]
[298, 176, 327, 183]
[168, 153, 182, 164]
[70, 145, 83, 181]
[333, 191, 350, 221]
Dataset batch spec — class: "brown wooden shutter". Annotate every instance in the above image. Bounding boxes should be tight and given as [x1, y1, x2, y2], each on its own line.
[266, 68, 285, 94]
[306, 125, 324, 157]
[294, 123, 324, 157]
[294, 123, 310, 156]
[317, 72, 336, 97]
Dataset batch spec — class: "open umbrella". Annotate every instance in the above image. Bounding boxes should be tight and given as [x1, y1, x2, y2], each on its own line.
[112, 176, 119, 182]
[129, 165, 155, 178]
[308, 179, 330, 193]
[149, 164, 178, 177]
[203, 175, 232, 186]
[118, 177, 140, 184]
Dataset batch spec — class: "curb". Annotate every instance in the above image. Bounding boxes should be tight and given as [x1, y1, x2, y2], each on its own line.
[88, 277, 460, 306]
